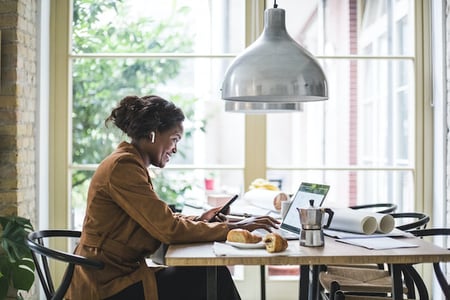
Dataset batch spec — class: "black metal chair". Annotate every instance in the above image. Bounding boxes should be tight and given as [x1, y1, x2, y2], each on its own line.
[319, 212, 431, 300]
[26, 230, 104, 300]
[409, 228, 450, 299]
[329, 263, 429, 300]
[390, 212, 430, 231]
[349, 203, 398, 214]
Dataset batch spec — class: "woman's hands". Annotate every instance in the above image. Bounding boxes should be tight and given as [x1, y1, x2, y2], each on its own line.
[197, 207, 280, 232]
[227, 216, 280, 232]
[197, 206, 230, 222]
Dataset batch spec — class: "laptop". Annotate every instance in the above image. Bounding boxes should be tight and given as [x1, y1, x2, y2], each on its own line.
[257, 182, 330, 240]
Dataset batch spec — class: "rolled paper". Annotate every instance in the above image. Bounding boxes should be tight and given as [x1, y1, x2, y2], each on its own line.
[374, 213, 395, 233]
[243, 189, 289, 211]
[329, 208, 378, 235]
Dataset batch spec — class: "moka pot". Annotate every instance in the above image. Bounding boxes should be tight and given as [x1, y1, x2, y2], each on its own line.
[297, 199, 334, 247]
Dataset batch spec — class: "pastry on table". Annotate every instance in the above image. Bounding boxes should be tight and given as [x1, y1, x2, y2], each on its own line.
[263, 232, 288, 253]
[227, 228, 262, 243]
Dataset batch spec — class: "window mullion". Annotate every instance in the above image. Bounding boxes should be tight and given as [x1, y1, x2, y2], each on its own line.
[244, 0, 267, 190]
[50, 0, 71, 230]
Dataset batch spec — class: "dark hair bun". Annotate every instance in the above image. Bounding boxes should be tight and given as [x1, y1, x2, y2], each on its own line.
[105, 95, 185, 139]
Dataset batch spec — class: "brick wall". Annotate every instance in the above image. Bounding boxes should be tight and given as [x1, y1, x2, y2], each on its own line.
[0, 1, 38, 297]
[0, 0, 37, 222]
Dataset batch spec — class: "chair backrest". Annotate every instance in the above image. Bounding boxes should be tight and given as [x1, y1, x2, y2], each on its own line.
[410, 228, 450, 299]
[389, 212, 430, 231]
[26, 230, 104, 300]
[349, 203, 398, 214]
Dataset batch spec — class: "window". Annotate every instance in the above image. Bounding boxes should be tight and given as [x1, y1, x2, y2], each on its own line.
[266, 0, 418, 213]
[264, 0, 420, 284]
[68, 0, 246, 228]
[51, 0, 430, 298]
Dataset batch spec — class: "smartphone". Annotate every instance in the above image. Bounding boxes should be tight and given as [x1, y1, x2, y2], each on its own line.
[208, 194, 239, 222]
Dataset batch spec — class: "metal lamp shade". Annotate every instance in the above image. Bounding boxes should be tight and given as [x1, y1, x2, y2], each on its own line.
[225, 101, 303, 113]
[221, 7, 328, 108]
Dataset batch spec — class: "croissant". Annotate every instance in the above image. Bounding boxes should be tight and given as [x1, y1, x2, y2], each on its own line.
[227, 229, 262, 244]
[263, 232, 288, 253]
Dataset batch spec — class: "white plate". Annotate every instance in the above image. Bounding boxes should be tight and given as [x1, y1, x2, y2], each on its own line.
[226, 241, 266, 249]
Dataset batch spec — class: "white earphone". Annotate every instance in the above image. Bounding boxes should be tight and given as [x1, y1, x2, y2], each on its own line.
[150, 131, 155, 143]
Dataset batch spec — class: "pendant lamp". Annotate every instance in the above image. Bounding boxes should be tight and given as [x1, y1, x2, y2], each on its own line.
[221, 1, 328, 113]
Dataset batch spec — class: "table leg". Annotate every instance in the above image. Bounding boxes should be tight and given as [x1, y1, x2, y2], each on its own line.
[310, 265, 320, 300]
[299, 265, 310, 300]
[206, 266, 218, 300]
[390, 264, 403, 300]
[260, 265, 266, 300]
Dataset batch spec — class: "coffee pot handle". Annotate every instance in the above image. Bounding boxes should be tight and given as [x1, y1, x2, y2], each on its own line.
[322, 208, 334, 229]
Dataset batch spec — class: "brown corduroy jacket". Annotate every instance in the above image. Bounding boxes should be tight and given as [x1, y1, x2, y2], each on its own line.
[66, 142, 228, 299]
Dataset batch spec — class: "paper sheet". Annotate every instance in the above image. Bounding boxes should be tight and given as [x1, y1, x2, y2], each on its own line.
[324, 228, 414, 239]
[328, 208, 395, 235]
[243, 189, 289, 211]
[336, 237, 419, 250]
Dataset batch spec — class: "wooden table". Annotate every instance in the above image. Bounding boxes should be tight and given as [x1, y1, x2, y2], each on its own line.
[164, 236, 450, 300]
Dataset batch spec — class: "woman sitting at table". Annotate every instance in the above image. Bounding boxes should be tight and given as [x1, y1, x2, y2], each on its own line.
[66, 95, 279, 300]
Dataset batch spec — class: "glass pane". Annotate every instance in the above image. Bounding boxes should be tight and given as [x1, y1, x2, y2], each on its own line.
[72, 57, 245, 165]
[267, 59, 415, 165]
[152, 169, 244, 208]
[71, 170, 94, 230]
[266, 0, 414, 56]
[72, 0, 245, 54]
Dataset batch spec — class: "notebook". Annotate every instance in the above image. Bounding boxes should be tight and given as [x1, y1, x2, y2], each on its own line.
[258, 182, 330, 240]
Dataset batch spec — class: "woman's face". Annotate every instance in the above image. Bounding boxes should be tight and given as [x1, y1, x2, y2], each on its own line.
[150, 122, 184, 168]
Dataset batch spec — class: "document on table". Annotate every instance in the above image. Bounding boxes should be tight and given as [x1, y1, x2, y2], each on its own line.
[324, 228, 414, 239]
[325, 228, 418, 250]
[336, 237, 419, 250]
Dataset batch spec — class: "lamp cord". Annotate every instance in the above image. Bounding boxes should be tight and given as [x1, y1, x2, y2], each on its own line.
[273, 0, 278, 8]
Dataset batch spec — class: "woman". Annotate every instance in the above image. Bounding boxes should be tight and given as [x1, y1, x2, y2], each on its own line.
[66, 95, 279, 300]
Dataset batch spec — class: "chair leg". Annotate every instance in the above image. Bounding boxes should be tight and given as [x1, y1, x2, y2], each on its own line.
[320, 290, 331, 300]
[403, 264, 429, 300]
[403, 268, 416, 299]
[334, 290, 345, 300]
[329, 281, 341, 300]
[318, 265, 327, 300]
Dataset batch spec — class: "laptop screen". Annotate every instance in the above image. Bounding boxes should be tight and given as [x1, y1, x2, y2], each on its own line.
[280, 182, 330, 234]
